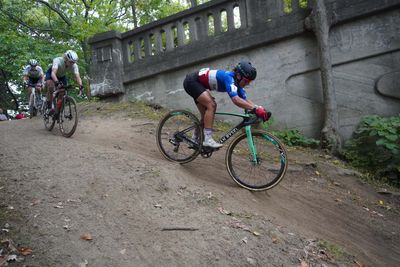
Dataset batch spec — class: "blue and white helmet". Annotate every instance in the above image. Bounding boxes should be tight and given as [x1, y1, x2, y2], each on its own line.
[29, 59, 38, 66]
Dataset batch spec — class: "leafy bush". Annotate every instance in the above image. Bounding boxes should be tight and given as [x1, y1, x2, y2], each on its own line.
[343, 115, 400, 186]
[272, 129, 320, 148]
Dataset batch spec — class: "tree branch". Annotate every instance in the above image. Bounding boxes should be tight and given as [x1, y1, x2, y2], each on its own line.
[35, 0, 72, 26]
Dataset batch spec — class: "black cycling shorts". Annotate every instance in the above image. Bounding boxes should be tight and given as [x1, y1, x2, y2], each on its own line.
[28, 77, 40, 85]
[183, 72, 206, 104]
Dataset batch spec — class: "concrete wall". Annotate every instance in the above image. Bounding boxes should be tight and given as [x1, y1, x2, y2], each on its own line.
[88, 0, 400, 141]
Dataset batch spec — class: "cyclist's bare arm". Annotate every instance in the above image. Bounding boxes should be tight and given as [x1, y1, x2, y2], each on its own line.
[51, 66, 59, 84]
[231, 96, 256, 110]
[74, 72, 83, 87]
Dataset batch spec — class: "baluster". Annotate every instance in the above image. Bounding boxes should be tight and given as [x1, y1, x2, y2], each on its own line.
[177, 22, 185, 46]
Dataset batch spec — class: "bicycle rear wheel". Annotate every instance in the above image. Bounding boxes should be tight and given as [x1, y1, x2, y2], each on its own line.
[226, 130, 288, 191]
[156, 110, 203, 164]
[59, 96, 78, 138]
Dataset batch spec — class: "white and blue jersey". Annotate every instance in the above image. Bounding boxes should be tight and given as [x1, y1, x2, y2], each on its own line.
[198, 68, 247, 100]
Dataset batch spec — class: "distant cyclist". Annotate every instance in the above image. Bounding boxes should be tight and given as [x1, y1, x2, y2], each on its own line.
[183, 61, 270, 148]
[45, 50, 84, 115]
[22, 59, 45, 103]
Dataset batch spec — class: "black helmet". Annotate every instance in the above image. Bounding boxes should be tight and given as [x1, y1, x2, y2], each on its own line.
[236, 61, 257, 80]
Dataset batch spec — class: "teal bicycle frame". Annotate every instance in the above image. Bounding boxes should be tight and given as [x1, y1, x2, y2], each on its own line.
[214, 111, 259, 163]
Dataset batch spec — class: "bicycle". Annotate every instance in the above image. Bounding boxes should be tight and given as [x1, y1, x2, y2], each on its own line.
[156, 110, 288, 191]
[27, 82, 44, 118]
[43, 84, 78, 138]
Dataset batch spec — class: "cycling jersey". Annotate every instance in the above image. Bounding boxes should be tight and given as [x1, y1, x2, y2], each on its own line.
[198, 68, 247, 100]
[23, 65, 44, 79]
[51, 57, 79, 78]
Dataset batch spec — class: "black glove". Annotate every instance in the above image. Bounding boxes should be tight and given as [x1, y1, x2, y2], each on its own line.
[55, 81, 63, 88]
[78, 85, 85, 97]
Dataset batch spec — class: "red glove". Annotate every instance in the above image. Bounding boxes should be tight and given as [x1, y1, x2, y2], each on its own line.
[254, 106, 271, 122]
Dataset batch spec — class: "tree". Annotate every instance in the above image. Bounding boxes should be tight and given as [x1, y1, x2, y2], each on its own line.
[305, 0, 342, 154]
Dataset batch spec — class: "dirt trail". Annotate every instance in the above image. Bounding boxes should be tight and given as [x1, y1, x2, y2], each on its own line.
[0, 102, 399, 267]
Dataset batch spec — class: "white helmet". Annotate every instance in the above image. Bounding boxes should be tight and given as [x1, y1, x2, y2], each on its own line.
[65, 50, 78, 63]
[29, 59, 38, 66]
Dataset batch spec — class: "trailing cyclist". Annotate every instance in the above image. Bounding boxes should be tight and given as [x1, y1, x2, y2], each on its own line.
[183, 61, 270, 148]
[45, 50, 84, 116]
[22, 59, 45, 104]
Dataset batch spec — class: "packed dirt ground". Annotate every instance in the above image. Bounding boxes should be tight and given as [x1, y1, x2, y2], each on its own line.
[0, 101, 399, 267]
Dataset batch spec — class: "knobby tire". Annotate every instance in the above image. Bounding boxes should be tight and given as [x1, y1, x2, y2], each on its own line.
[225, 130, 288, 191]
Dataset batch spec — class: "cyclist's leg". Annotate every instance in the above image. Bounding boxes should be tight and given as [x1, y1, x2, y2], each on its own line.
[196, 91, 221, 148]
[45, 68, 55, 109]
[27, 86, 33, 104]
[196, 91, 216, 129]
[46, 80, 55, 109]
[183, 73, 210, 143]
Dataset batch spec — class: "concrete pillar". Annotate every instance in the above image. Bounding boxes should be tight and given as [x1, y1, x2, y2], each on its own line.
[88, 30, 125, 97]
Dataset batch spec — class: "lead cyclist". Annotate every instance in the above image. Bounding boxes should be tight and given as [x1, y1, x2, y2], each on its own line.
[183, 61, 270, 148]
[44, 50, 84, 116]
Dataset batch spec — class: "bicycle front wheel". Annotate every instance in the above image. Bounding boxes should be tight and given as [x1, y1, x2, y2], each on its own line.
[226, 130, 288, 191]
[59, 96, 78, 138]
[156, 110, 203, 164]
[43, 105, 55, 131]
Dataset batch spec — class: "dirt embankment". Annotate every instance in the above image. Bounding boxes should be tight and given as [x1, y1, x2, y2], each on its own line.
[0, 101, 399, 267]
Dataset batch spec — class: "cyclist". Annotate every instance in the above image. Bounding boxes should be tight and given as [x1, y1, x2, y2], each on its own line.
[183, 61, 270, 148]
[45, 50, 84, 115]
[22, 59, 45, 103]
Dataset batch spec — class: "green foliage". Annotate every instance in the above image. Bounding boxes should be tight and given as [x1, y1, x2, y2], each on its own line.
[134, 0, 188, 25]
[272, 129, 320, 148]
[283, 0, 309, 13]
[343, 115, 400, 186]
[0, 0, 188, 107]
[318, 240, 346, 260]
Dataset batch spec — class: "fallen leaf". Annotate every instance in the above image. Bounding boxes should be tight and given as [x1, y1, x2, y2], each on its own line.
[30, 199, 41, 206]
[80, 233, 93, 241]
[218, 207, 232, 216]
[18, 247, 33, 256]
[315, 171, 320, 176]
[378, 200, 384, 205]
[300, 259, 309, 267]
[0, 256, 6, 266]
[272, 237, 278, 244]
[253, 231, 261, 236]
[354, 259, 364, 267]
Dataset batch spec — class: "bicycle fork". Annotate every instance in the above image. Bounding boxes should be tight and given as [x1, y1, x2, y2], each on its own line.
[245, 126, 259, 165]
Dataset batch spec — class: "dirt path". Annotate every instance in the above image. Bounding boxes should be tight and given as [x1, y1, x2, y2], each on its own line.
[0, 102, 399, 266]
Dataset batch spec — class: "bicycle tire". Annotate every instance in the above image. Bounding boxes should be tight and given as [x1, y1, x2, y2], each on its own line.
[156, 110, 203, 164]
[43, 105, 55, 131]
[59, 96, 78, 138]
[225, 130, 288, 191]
[28, 93, 34, 118]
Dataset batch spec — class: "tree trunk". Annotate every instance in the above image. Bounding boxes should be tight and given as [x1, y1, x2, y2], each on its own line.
[131, 0, 138, 28]
[306, 0, 342, 155]
[190, 0, 197, 8]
